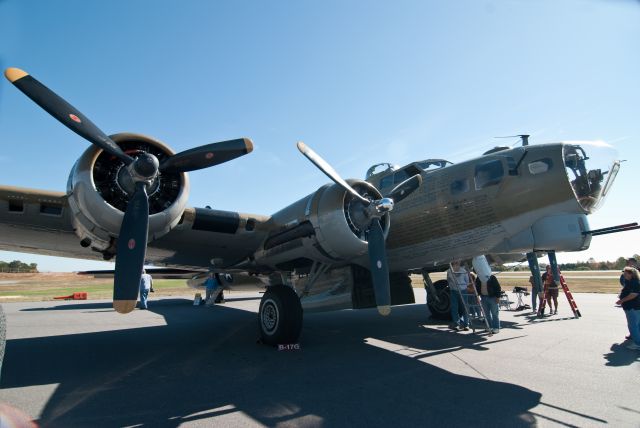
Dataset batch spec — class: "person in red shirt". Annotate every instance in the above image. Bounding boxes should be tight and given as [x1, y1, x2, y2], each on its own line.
[541, 265, 561, 315]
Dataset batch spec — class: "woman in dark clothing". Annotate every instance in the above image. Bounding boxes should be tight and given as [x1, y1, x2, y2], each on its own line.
[475, 274, 502, 333]
[617, 267, 640, 350]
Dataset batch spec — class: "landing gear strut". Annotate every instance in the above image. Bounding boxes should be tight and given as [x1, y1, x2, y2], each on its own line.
[423, 270, 451, 320]
[258, 285, 303, 346]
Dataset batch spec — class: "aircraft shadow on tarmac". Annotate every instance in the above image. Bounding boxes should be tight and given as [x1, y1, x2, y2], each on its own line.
[2, 300, 542, 427]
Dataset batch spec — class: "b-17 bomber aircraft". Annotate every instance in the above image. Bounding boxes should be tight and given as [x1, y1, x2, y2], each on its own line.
[0, 68, 626, 345]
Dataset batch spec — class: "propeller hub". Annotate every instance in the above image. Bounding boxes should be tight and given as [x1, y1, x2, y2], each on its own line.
[132, 152, 160, 179]
[365, 197, 394, 219]
[127, 152, 160, 186]
[118, 152, 160, 196]
[375, 198, 394, 214]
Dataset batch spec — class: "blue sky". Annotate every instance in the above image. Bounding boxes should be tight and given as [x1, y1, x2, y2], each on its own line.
[0, 0, 638, 271]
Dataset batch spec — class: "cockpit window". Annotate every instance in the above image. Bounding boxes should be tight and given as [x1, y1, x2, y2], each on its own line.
[475, 160, 504, 189]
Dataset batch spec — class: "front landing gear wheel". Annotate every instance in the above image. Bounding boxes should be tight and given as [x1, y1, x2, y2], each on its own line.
[259, 286, 303, 346]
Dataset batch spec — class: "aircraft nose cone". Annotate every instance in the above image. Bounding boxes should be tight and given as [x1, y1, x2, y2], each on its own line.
[563, 141, 619, 213]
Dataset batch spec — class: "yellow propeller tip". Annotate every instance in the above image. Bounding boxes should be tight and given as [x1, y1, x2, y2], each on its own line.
[244, 138, 254, 153]
[4, 67, 28, 83]
[377, 305, 391, 316]
[113, 300, 137, 314]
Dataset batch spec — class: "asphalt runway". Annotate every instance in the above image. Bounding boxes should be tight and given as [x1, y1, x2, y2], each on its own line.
[0, 290, 638, 427]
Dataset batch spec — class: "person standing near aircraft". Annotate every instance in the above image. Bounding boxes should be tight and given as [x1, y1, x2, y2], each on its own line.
[204, 272, 225, 305]
[619, 259, 639, 340]
[447, 261, 469, 331]
[204, 272, 218, 306]
[619, 258, 638, 287]
[139, 269, 153, 310]
[541, 265, 560, 315]
[475, 272, 502, 333]
[616, 266, 640, 350]
[617, 267, 640, 350]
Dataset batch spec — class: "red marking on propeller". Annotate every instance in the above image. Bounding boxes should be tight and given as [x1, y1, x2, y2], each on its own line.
[128, 239, 136, 250]
[205, 152, 214, 159]
[69, 114, 81, 123]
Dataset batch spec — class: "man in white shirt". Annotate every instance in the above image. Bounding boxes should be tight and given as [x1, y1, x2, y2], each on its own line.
[447, 261, 470, 330]
[139, 269, 153, 310]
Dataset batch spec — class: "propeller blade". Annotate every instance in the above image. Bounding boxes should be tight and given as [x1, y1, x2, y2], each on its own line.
[367, 218, 391, 316]
[385, 174, 422, 204]
[113, 182, 149, 314]
[4, 68, 133, 165]
[160, 138, 254, 173]
[297, 141, 370, 205]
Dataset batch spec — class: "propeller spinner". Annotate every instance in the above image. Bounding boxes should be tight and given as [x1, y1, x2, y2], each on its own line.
[4, 67, 253, 313]
[297, 142, 422, 315]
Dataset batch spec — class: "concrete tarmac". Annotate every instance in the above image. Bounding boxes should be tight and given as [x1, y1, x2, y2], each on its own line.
[0, 290, 638, 427]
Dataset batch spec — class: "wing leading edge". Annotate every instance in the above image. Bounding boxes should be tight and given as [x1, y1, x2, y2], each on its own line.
[0, 185, 270, 270]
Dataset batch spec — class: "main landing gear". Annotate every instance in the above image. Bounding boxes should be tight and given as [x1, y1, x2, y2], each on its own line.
[258, 285, 303, 346]
[422, 269, 451, 320]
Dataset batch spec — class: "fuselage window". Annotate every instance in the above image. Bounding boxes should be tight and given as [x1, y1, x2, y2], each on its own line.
[8, 200, 24, 213]
[528, 158, 553, 175]
[451, 178, 470, 195]
[39, 204, 63, 216]
[475, 159, 504, 190]
[393, 170, 409, 185]
[380, 175, 394, 189]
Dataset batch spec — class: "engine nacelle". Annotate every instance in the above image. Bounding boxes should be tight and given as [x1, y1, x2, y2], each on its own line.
[66, 133, 190, 254]
[255, 180, 389, 270]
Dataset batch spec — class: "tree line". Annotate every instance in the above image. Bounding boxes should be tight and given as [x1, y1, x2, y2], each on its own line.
[2, 254, 639, 274]
[0, 260, 39, 273]
[506, 255, 640, 271]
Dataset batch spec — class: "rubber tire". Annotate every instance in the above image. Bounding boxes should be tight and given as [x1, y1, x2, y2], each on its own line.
[259, 285, 303, 346]
[427, 279, 452, 320]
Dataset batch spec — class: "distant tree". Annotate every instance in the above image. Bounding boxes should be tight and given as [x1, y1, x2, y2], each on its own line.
[0, 260, 38, 273]
[614, 257, 627, 270]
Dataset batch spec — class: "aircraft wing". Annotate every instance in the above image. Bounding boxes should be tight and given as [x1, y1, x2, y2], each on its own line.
[0, 185, 270, 270]
[0, 186, 86, 259]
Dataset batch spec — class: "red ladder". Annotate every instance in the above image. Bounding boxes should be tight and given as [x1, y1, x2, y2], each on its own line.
[559, 276, 581, 318]
[537, 276, 581, 318]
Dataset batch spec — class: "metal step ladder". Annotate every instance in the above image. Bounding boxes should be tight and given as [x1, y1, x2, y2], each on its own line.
[449, 263, 491, 334]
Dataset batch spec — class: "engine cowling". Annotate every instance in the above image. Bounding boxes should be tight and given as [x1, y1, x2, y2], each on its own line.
[66, 132, 190, 255]
[254, 179, 390, 269]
